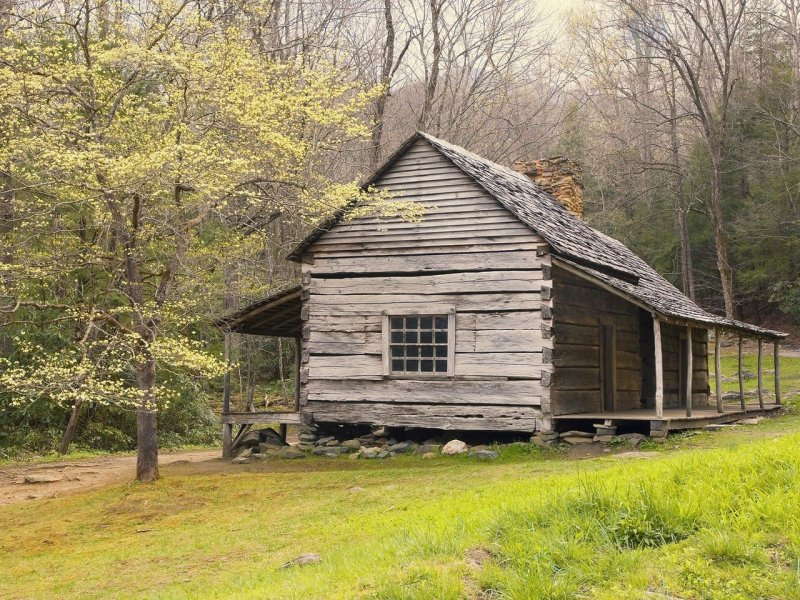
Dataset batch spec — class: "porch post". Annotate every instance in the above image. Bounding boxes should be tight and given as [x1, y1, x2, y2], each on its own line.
[774, 340, 781, 405]
[714, 328, 723, 413]
[757, 339, 764, 409]
[294, 337, 301, 412]
[738, 335, 745, 410]
[222, 332, 233, 459]
[653, 315, 664, 418]
[685, 326, 693, 417]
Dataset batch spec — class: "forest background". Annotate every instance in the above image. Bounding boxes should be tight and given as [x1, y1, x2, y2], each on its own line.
[0, 0, 798, 474]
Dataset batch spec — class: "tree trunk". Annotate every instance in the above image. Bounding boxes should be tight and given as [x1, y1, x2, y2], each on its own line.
[58, 399, 84, 454]
[136, 357, 159, 482]
[709, 150, 736, 318]
[418, 0, 441, 130]
[371, 0, 395, 168]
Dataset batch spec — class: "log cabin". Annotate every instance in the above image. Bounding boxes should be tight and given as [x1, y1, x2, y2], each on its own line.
[217, 132, 787, 453]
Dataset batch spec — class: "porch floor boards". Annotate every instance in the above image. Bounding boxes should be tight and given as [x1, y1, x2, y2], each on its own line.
[221, 411, 301, 425]
[552, 404, 782, 429]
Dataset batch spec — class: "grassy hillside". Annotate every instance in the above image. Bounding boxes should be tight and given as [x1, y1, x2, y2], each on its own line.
[2, 411, 800, 599]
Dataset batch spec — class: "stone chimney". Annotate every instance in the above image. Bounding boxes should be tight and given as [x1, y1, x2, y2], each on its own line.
[512, 157, 584, 218]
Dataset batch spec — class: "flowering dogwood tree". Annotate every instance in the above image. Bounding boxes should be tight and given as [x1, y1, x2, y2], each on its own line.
[0, 0, 390, 480]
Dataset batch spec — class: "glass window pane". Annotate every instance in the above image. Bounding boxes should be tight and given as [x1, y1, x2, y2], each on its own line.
[406, 359, 418, 371]
[435, 331, 448, 344]
[391, 317, 403, 329]
[406, 317, 418, 329]
[406, 346, 419, 357]
[420, 346, 433, 357]
[435, 316, 448, 329]
[420, 316, 433, 329]
[405, 331, 417, 343]
[392, 359, 404, 371]
[435, 360, 447, 372]
[421, 360, 433, 372]
[391, 345, 403, 357]
[420, 331, 432, 344]
[391, 331, 403, 344]
[435, 345, 447, 357]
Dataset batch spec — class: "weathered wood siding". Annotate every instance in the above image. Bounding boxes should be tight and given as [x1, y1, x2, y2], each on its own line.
[660, 323, 710, 407]
[551, 267, 643, 415]
[298, 138, 549, 431]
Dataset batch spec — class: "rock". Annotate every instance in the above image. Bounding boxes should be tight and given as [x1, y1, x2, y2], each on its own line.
[313, 446, 343, 457]
[535, 431, 560, 441]
[279, 447, 306, 459]
[342, 439, 362, 450]
[231, 456, 250, 464]
[372, 427, 389, 438]
[259, 428, 288, 446]
[562, 436, 594, 445]
[377, 451, 390, 459]
[422, 452, 437, 459]
[259, 442, 285, 453]
[595, 427, 617, 437]
[532, 437, 555, 448]
[250, 453, 267, 460]
[325, 439, 341, 447]
[423, 437, 443, 445]
[297, 444, 315, 452]
[737, 417, 762, 426]
[358, 434, 376, 444]
[348, 453, 359, 460]
[472, 450, 499, 460]
[442, 439, 469, 455]
[415, 444, 441, 455]
[23, 474, 63, 484]
[280, 553, 322, 569]
[560, 430, 593, 438]
[649, 430, 667, 438]
[360, 446, 381, 459]
[315, 436, 336, 446]
[234, 447, 253, 458]
[237, 430, 262, 448]
[616, 433, 647, 445]
[593, 435, 615, 443]
[388, 441, 416, 454]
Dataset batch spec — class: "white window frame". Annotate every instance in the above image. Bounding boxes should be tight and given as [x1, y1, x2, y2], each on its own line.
[381, 307, 456, 379]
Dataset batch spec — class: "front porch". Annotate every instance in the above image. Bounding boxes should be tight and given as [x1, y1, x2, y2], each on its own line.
[553, 403, 783, 433]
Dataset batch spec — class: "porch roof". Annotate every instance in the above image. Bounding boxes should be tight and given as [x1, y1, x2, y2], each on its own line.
[214, 285, 302, 338]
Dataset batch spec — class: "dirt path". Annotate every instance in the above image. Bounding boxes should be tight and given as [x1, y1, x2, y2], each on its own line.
[0, 449, 221, 506]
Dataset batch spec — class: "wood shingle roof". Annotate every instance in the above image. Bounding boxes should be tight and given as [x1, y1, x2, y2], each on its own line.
[290, 132, 786, 339]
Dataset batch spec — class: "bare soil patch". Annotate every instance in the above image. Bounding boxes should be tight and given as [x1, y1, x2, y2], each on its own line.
[0, 449, 220, 506]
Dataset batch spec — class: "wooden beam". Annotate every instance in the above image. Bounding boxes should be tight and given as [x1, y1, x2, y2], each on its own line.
[294, 337, 301, 411]
[775, 341, 781, 405]
[685, 327, 693, 417]
[222, 333, 232, 458]
[738, 335, 745, 410]
[715, 328, 723, 413]
[654, 316, 664, 418]
[221, 412, 302, 425]
[757, 339, 764, 409]
[222, 424, 233, 459]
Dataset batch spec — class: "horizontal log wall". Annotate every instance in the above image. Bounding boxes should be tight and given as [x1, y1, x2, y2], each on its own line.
[660, 323, 710, 407]
[299, 138, 548, 431]
[551, 267, 643, 415]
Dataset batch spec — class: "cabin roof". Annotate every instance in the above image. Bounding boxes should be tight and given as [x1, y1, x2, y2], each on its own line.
[290, 132, 786, 339]
[215, 284, 302, 337]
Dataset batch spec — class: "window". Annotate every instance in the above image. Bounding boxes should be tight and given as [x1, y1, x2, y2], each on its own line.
[383, 312, 454, 377]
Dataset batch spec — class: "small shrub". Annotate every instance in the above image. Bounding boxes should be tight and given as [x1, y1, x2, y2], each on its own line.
[76, 423, 134, 451]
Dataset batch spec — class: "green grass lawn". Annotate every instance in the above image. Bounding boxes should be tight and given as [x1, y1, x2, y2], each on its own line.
[3, 414, 800, 599]
[2, 354, 800, 599]
[711, 351, 800, 396]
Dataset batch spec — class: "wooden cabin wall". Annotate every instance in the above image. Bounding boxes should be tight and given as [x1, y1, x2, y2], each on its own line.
[660, 324, 710, 407]
[298, 138, 550, 432]
[551, 267, 643, 415]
